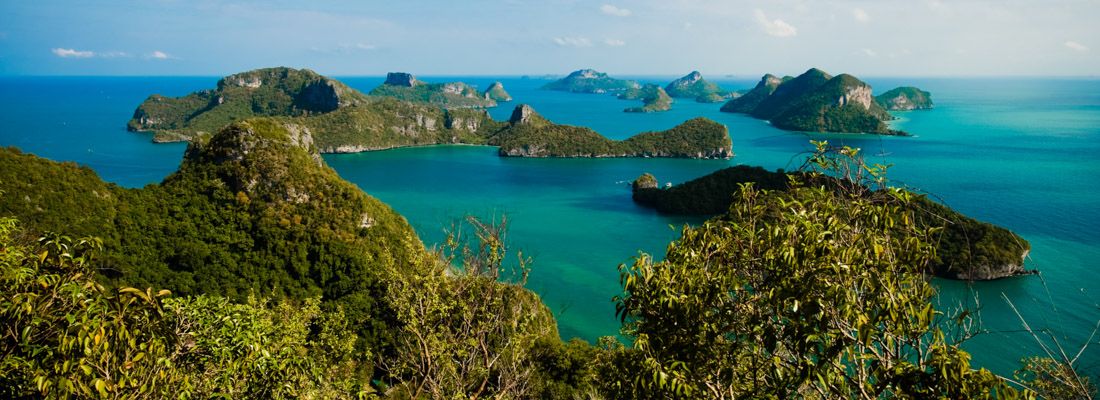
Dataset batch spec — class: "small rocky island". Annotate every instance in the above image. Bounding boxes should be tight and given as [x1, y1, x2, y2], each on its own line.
[493, 105, 731, 158]
[664, 71, 732, 103]
[631, 167, 1033, 280]
[876, 86, 934, 110]
[369, 72, 498, 109]
[483, 82, 512, 102]
[721, 68, 906, 136]
[542, 69, 640, 93]
[619, 84, 673, 113]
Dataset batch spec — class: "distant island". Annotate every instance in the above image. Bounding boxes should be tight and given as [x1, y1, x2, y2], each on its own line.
[721, 68, 906, 136]
[618, 84, 672, 113]
[876, 86, 934, 110]
[483, 81, 513, 102]
[631, 166, 1033, 280]
[541, 69, 640, 93]
[664, 71, 732, 103]
[493, 105, 731, 158]
[368, 72, 498, 109]
[128, 67, 728, 159]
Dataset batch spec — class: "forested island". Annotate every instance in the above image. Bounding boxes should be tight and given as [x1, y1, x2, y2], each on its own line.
[631, 160, 1032, 280]
[618, 84, 673, 113]
[127, 67, 729, 159]
[664, 71, 732, 103]
[721, 68, 907, 135]
[876, 86, 935, 110]
[495, 105, 731, 158]
[541, 69, 640, 93]
[368, 72, 498, 109]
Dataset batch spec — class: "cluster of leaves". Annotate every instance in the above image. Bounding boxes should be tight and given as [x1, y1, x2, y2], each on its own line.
[0, 220, 367, 399]
[128, 67, 368, 142]
[368, 81, 497, 109]
[495, 113, 730, 158]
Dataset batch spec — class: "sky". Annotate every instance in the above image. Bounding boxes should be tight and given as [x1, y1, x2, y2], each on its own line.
[0, 0, 1097, 77]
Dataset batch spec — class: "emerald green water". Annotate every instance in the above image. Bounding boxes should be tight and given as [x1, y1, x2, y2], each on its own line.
[0, 76, 1097, 378]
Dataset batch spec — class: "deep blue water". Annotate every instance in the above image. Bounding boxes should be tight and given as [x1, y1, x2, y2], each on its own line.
[0, 75, 1097, 378]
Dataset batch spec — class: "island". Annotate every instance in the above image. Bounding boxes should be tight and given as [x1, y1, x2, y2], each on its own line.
[368, 72, 498, 109]
[720, 68, 906, 136]
[876, 86, 934, 110]
[128, 67, 370, 143]
[482, 81, 512, 102]
[664, 71, 731, 103]
[493, 105, 731, 158]
[541, 69, 640, 93]
[631, 166, 1033, 280]
[618, 84, 672, 113]
[128, 67, 729, 159]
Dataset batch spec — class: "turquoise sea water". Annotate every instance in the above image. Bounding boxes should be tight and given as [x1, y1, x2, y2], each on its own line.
[0, 75, 1097, 378]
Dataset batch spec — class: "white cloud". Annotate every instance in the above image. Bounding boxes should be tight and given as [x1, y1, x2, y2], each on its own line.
[600, 4, 631, 17]
[553, 36, 593, 47]
[147, 50, 172, 60]
[604, 38, 626, 47]
[1064, 41, 1088, 52]
[754, 9, 797, 38]
[99, 51, 131, 58]
[52, 48, 94, 58]
[853, 8, 870, 23]
[861, 48, 877, 57]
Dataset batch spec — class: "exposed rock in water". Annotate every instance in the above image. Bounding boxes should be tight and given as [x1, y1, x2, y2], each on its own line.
[632, 173, 658, 191]
[483, 82, 512, 102]
[664, 71, 730, 103]
[541, 69, 640, 93]
[384, 72, 421, 87]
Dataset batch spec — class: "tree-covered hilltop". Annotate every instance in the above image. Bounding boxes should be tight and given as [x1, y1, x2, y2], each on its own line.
[630, 146, 1032, 280]
[492, 105, 732, 158]
[2, 119, 425, 349]
[877, 86, 935, 110]
[619, 84, 673, 113]
[482, 81, 513, 102]
[288, 97, 505, 153]
[129, 67, 370, 143]
[541, 69, 640, 93]
[664, 71, 731, 103]
[720, 73, 789, 113]
[367, 72, 498, 109]
[722, 68, 907, 135]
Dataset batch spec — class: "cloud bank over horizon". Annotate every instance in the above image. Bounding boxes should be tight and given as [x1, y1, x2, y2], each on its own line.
[2, 0, 1098, 76]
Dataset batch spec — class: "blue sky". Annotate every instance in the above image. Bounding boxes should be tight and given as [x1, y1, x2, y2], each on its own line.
[0, 0, 1097, 77]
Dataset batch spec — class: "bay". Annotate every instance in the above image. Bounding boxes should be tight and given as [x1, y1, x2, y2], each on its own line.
[1, 74, 1097, 377]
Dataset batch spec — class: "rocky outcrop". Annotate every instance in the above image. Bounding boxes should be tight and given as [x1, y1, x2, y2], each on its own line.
[384, 72, 421, 87]
[509, 104, 541, 124]
[632, 173, 659, 191]
[483, 82, 512, 102]
[876, 86, 934, 111]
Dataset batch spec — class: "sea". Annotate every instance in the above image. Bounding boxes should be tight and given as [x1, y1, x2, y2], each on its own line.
[0, 74, 1097, 378]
